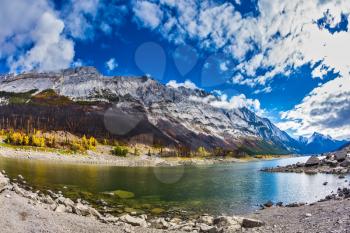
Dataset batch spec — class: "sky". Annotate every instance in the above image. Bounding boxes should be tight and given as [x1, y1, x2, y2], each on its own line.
[0, 0, 349, 140]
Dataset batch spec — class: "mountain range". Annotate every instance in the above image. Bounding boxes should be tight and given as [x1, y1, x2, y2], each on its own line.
[0, 67, 347, 155]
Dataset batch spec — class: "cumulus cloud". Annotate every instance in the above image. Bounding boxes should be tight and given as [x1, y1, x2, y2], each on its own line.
[133, 1, 163, 29]
[0, 0, 75, 73]
[278, 76, 350, 140]
[190, 93, 264, 116]
[131, 0, 350, 86]
[105, 58, 118, 71]
[9, 12, 74, 72]
[166, 80, 199, 90]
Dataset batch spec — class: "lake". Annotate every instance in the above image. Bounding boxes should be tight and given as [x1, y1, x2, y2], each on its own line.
[0, 156, 348, 217]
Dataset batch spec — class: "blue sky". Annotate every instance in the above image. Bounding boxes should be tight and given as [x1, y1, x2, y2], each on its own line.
[0, 0, 350, 140]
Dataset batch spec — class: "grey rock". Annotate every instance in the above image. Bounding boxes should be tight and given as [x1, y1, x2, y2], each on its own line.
[120, 214, 148, 227]
[340, 158, 350, 167]
[305, 156, 320, 167]
[198, 215, 214, 225]
[55, 204, 67, 213]
[0, 172, 10, 192]
[242, 218, 265, 228]
[263, 200, 273, 208]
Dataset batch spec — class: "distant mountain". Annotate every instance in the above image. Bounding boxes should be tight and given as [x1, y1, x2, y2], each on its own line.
[297, 132, 348, 154]
[0, 67, 342, 155]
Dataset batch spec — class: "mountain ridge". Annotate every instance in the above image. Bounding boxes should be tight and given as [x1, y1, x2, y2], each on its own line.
[0, 67, 344, 155]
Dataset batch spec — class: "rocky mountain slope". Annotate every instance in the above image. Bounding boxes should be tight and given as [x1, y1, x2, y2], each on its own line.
[0, 66, 333, 155]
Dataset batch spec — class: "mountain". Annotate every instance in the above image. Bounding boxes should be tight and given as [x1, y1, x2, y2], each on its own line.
[0, 67, 306, 155]
[297, 132, 348, 154]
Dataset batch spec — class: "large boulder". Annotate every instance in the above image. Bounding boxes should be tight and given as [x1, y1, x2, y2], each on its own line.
[340, 158, 350, 167]
[305, 156, 320, 167]
[335, 152, 347, 162]
[242, 218, 265, 228]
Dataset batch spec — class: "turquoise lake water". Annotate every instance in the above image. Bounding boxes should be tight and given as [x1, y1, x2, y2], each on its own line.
[0, 156, 348, 216]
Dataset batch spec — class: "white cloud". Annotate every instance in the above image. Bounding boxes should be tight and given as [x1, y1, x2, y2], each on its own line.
[62, 0, 128, 40]
[9, 12, 74, 72]
[253, 86, 272, 94]
[166, 80, 199, 90]
[189, 93, 264, 116]
[105, 58, 118, 71]
[219, 62, 229, 72]
[0, 0, 75, 73]
[133, 1, 163, 29]
[131, 0, 350, 87]
[278, 76, 350, 140]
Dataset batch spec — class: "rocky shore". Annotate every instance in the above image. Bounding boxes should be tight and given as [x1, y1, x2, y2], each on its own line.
[262, 153, 350, 175]
[1, 170, 350, 232]
[0, 171, 266, 233]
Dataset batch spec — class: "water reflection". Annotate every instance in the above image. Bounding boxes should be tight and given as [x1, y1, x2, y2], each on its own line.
[0, 156, 348, 215]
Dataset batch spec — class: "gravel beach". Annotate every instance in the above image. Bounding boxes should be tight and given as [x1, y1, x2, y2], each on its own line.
[0, 145, 262, 167]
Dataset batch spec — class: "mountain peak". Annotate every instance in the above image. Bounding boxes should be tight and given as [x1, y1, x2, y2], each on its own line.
[309, 132, 332, 142]
[61, 66, 100, 76]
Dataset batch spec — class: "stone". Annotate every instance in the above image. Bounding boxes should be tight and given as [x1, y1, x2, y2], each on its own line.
[18, 174, 24, 180]
[305, 169, 318, 175]
[150, 208, 165, 215]
[339, 175, 345, 179]
[0, 172, 10, 192]
[120, 214, 147, 227]
[56, 197, 75, 207]
[242, 218, 265, 228]
[305, 213, 312, 217]
[305, 156, 320, 167]
[276, 202, 283, 207]
[42, 195, 55, 205]
[198, 223, 218, 233]
[73, 203, 91, 216]
[55, 204, 67, 213]
[335, 152, 347, 162]
[154, 218, 170, 229]
[340, 158, 350, 167]
[198, 215, 214, 225]
[213, 216, 242, 228]
[323, 182, 328, 186]
[263, 200, 273, 207]
[113, 190, 135, 199]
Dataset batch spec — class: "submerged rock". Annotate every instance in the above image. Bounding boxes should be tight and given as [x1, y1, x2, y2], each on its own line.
[150, 208, 165, 215]
[113, 190, 135, 199]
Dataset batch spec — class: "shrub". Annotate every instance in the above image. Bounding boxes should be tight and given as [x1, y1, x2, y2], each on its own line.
[112, 146, 128, 157]
[70, 140, 85, 152]
[197, 147, 209, 157]
[88, 136, 97, 149]
[45, 135, 56, 147]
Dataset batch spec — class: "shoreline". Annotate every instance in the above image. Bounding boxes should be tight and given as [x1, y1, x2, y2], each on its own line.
[262, 154, 350, 175]
[1, 171, 349, 232]
[0, 171, 264, 233]
[0, 144, 293, 167]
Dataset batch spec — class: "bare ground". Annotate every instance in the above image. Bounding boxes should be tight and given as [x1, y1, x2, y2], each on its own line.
[244, 199, 350, 233]
[0, 189, 171, 233]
